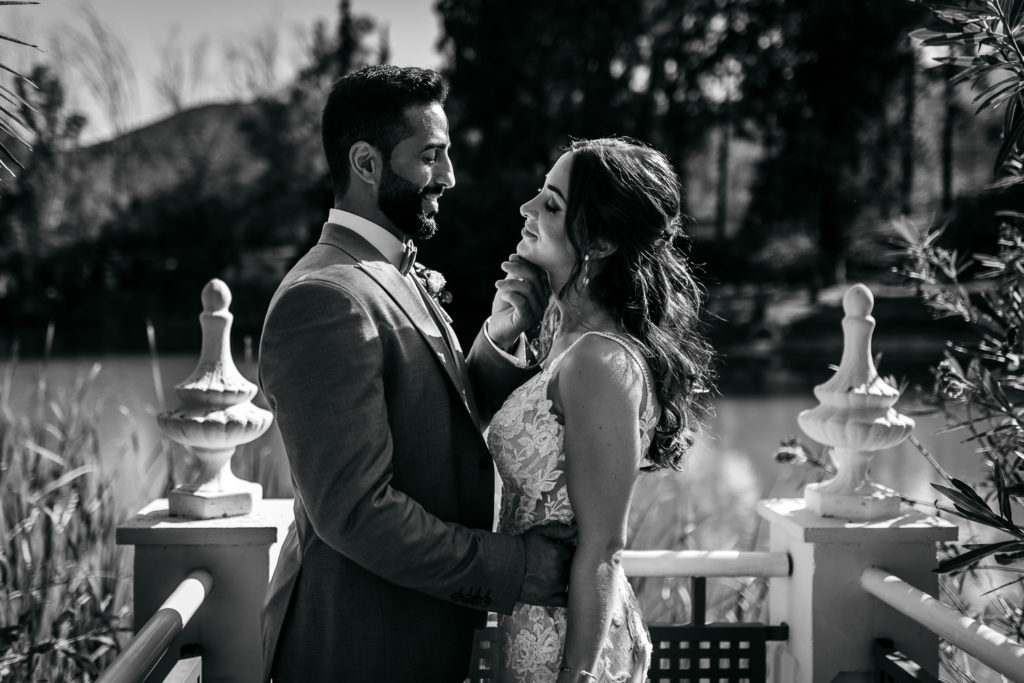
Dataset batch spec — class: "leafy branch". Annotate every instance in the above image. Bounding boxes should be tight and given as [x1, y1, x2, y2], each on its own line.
[0, 1, 39, 181]
[911, 0, 1024, 179]
[894, 219, 1024, 573]
[931, 469, 1024, 573]
[896, 0, 1024, 582]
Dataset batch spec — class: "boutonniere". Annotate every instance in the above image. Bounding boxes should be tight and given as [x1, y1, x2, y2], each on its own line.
[412, 262, 453, 306]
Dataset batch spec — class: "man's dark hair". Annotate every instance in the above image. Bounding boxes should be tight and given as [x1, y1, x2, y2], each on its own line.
[322, 65, 448, 199]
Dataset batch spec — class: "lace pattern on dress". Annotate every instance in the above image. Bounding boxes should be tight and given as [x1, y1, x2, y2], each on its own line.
[486, 330, 655, 683]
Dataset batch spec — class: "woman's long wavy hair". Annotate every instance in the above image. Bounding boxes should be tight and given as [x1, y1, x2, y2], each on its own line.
[551, 136, 715, 471]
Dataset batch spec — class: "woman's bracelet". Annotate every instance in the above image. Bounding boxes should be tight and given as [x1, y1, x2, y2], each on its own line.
[558, 664, 597, 680]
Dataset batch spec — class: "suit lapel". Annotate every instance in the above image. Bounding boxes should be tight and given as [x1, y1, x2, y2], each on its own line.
[318, 223, 476, 420]
[411, 275, 482, 422]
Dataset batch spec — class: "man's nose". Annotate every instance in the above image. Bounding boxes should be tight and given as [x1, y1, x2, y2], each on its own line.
[436, 151, 455, 189]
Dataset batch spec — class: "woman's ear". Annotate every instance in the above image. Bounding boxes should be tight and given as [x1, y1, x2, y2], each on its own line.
[590, 238, 618, 260]
[348, 141, 382, 186]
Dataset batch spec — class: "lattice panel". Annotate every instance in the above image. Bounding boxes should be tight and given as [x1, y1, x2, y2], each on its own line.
[466, 627, 498, 682]
[873, 639, 942, 683]
[646, 625, 768, 683]
[465, 623, 785, 683]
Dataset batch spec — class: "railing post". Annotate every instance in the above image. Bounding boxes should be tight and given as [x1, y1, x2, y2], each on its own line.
[758, 499, 956, 682]
[116, 499, 293, 682]
[116, 278, 292, 681]
[757, 283, 958, 682]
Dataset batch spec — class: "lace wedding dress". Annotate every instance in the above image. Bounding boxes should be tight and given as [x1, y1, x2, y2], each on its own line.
[486, 331, 654, 683]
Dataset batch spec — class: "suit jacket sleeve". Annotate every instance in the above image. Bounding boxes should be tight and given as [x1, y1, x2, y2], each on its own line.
[466, 327, 539, 424]
[260, 279, 525, 613]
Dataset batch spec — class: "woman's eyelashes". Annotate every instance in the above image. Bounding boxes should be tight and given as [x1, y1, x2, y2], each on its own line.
[537, 188, 561, 214]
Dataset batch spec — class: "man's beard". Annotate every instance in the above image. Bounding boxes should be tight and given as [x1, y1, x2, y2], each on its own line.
[379, 163, 442, 241]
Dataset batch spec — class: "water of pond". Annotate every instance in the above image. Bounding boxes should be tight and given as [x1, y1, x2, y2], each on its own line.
[1, 353, 980, 519]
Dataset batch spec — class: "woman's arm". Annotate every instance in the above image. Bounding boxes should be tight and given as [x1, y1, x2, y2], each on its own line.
[552, 335, 647, 682]
[467, 258, 550, 422]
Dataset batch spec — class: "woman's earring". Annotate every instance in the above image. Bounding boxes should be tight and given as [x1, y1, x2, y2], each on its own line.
[582, 253, 591, 287]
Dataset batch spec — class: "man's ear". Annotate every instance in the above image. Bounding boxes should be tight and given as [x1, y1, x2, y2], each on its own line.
[349, 141, 382, 186]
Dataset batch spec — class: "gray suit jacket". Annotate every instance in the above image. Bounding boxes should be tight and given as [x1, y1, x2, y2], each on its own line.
[258, 223, 533, 682]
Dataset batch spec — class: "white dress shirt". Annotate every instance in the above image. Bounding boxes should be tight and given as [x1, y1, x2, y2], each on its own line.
[328, 208, 406, 269]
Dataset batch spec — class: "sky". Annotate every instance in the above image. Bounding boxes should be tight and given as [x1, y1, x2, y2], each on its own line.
[2, 0, 442, 142]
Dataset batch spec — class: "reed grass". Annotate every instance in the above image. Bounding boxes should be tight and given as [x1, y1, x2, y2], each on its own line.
[0, 332, 168, 682]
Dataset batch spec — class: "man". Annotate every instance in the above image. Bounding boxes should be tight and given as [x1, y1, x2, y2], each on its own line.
[259, 65, 571, 681]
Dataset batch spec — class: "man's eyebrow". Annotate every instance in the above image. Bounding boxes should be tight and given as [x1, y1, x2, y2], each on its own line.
[546, 184, 566, 202]
[422, 142, 448, 152]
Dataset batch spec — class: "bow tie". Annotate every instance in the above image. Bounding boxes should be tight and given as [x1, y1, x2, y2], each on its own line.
[399, 241, 418, 276]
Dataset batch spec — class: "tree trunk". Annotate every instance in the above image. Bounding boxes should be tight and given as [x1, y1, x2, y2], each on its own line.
[714, 122, 730, 243]
[818, 182, 845, 287]
[900, 49, 916, 215]
[941, 57, 956, 212]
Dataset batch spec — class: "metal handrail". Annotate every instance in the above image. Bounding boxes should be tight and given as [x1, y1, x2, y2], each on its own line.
[98, 569, 214, 683]
[622, 549, 791, 577]
[861, 566, 1024, 681]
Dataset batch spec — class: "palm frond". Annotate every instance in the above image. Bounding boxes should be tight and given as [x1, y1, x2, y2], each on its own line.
[0, 32, 36, 50]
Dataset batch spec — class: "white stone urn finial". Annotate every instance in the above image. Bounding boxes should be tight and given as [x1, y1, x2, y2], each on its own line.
[797, 283, 915, 521]
[157, 279, 273, 518]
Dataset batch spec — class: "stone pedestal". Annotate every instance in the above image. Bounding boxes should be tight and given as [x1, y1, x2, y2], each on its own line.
[803, 448, 902, 521]
[117, 498, 294, 683]
[758, 498, 958, 683]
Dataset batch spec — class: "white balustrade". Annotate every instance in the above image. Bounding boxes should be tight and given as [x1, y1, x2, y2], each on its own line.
[113, 279, 291, 681]
[157, 279, 273, 519]
[861, 567, 1024, 680]
[622, 550, 790, 578]
[97, 570, 213, 683]
[758, 283, 959, 683]
[116, 498, 293, 682]
[797, 283, 915, 521]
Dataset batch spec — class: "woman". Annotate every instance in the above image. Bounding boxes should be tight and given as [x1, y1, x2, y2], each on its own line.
[487, 137, 714, 682]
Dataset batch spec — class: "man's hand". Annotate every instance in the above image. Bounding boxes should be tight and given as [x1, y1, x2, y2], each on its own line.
[519, 522, 576, 607]
[489, 254, 548, 349]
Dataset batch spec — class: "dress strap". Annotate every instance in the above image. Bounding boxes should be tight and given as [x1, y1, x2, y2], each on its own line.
[540, 332, 592, 374]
